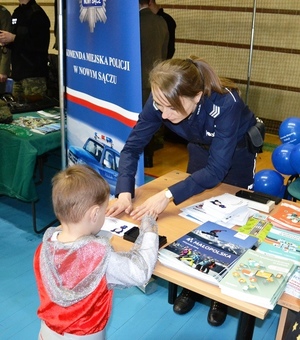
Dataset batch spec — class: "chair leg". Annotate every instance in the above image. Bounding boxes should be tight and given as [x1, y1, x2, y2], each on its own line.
[34, 155, 48, 184]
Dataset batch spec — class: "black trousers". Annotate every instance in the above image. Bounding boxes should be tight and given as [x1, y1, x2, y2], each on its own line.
[186, 143, 256, 190]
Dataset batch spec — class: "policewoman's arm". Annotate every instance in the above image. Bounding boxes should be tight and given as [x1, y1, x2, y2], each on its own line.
[129, 91, 254, 220]
[106, 95, 163, 217]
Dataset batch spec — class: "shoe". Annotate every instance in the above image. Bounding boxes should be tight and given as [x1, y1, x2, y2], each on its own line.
[207, 300, 228, 326]
[173, 289, 200, 315]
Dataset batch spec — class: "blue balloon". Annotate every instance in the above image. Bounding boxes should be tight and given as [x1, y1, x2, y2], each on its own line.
[254, 169, 284, 196]
[279, 117, 300, 145]
[290, 143, 300, 174]
[271, 143, 297, 175]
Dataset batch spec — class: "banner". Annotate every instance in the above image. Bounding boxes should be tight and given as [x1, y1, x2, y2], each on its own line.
[65, 1, 143, 194]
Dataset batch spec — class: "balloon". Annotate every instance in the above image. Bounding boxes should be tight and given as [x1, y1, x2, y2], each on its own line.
[271, 143, 297, 175]
[290, 143, 300, 174]
[279, 117, 300, 145]
[254, 169, 284, 196]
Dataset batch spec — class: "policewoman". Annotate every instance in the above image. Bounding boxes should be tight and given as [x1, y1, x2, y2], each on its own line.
[106, 56, 264, 327]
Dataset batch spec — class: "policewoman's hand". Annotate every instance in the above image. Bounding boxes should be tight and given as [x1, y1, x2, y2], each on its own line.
[129, 190, 170, 221]
[105, 192, 132, 217]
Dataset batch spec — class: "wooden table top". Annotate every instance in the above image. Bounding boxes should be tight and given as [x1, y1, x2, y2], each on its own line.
[110, 170, 300, 319]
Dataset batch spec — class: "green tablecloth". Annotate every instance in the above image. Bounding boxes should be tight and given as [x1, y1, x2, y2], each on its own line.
[0, 113, 61, 202]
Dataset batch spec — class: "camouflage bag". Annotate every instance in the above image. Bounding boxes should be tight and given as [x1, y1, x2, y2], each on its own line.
[0, 98, 12, 123]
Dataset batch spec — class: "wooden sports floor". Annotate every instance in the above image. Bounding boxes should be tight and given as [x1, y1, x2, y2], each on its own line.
[145, 133, 281, 178]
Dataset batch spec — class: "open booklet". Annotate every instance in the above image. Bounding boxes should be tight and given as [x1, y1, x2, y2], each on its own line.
[100, 217, 137, 237]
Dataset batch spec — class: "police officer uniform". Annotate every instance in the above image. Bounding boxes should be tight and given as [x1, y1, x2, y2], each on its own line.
[115, 89, 257, 204]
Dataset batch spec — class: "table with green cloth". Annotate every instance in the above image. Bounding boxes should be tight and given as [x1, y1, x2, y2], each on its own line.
[0, 112, 61, 202]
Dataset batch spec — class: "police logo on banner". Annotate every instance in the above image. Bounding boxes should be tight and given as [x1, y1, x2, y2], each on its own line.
[80, 0, 107, 33]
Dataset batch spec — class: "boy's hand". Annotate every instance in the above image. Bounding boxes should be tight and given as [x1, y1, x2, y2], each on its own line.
[139, 212, 158, 233]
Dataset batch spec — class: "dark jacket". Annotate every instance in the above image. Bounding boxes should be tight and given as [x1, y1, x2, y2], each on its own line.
[140, 8, 169, 104]
[9, 0, 50, 81]
[0, 5, 11, 76]
[157, 8, 176, 59]
[0, 5, 11, 93]
[115, 89, 257, 204]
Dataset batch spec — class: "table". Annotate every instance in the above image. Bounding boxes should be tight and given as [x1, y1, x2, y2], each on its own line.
[0, 112, 61, 232]
[110, 170, 300, 340]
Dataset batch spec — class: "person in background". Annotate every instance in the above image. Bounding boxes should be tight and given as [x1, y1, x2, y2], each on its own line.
[139, 0, 169, 107]
[106, 56, 262, 327]
[149, 0, 176, 59]
[139, 0, 169, 167]
[34, 164, 159, 339]
[0, 5, 11, 95]
[0, 0, 50, 103]
[148, 0, 179, 148]
[53, 0, 66, 51]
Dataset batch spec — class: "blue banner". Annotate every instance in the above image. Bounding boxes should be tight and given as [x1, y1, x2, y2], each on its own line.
[66, 1, 143, 194]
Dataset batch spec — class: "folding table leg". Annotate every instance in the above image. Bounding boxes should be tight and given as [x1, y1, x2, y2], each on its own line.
[236, 312, 256, 340]
[168, 282, 178, 304]
[32, 201, 58, 234]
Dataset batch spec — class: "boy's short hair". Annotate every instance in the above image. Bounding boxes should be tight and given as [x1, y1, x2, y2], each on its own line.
[52, 164, 110, 223]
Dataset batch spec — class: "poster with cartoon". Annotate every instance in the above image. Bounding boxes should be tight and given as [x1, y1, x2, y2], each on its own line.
[65, 1, 143, 194]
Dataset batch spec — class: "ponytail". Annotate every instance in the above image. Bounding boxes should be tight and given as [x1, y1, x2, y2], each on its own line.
[189, 55, 240, 96]
[149, 56, 240, 115]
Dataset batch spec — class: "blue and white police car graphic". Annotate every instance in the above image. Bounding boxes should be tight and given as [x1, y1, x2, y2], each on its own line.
[68, 133, 120, 194]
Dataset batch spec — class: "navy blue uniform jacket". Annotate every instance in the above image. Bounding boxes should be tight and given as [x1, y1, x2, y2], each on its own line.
[116, 89, 256, 205]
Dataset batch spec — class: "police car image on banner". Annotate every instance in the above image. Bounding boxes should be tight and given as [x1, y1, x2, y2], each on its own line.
[68, 132, 120, 194]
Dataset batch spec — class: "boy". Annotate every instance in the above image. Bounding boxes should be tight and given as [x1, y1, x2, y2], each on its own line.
[34, 164, 158, 339]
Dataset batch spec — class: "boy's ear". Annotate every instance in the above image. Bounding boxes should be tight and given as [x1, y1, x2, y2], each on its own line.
[90, 205, 100, 223]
